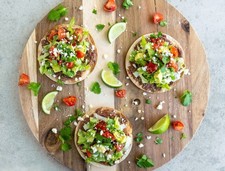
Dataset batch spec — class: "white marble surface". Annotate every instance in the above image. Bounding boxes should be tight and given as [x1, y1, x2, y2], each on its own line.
[0, 0, 224, 170]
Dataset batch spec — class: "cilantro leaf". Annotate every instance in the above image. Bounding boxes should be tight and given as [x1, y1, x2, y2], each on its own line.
[154, 137, 163, 144]
[60, 143, 71, 152]
[180, 133, 187, 140]
[180, 90, 192, 106]
[92, 9, 97, 14]
[27, 82, 41, 96]
[162, 56, 170, 64]
[135, 132, 143, 142]
[136, 155, 154, 168]
[96, 24, 105, 31]
[48, 4, 68, 22]
[56, 79, 64, 85]
[159, 21, 168, 27]
[122, 0, 133, 9]
[60, 126, 72, 141]
[90, 82, 101, 94]
[107, 62, 120, 75]
[145, 99, 152, 104]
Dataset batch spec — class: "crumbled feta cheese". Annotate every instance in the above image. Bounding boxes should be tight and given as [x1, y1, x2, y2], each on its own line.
[65, 17, 69, 21]
[51, 128, 57, 134]
[135, 117, 139, 121]
[174, 88, 177, 91]
[138, 110, 142, 114]
[156, 101, 165, 110]
[91, 146, 97, 153]
[85, 114, 89, 118]
[162, 153, 166, 158]
[51, 84, 56, 88]
[52, 74, 57, 78]
[128, 161, 131, 164]
[146, 136, 152, 140]
[75, 78, 78, 82]
[77, 117, 84, 121]
[74, 121, 78, 126]
[89, 104, 93, 108]
[115, 160, 120, 164]
[58, 76, 61, 80]
[34, 40, 37, 44]
[82, 105, 85, 109]
[141, 117, 145, 120]
[119, 14, 121, 17]
[56, 86, 63, 91]
[91, 45, 95, 51]
[100, 130, 103, 135]
[138, 143, 144, 148]
[138, 5, 142, 9]
[107, 154, 112, 160]
[126, 76, 130, 80]
[125, 83, 129, 86]
[117, 49, 121, 54]
[103, 54, 108, 59]
[124, 104, 128, 107]
[188, 110, 191, 113]
[143, 92, 147, 96]
[78, 5, 83, 11]
[172, 115, 177, 118]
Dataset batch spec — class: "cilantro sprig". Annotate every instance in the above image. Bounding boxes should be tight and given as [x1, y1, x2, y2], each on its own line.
[48, 4, 68, 22]
[180, 90, 192, 106]
[136, 155, 154, 168]
[107, 62, 120, 75]
[27, 82, 41, 96]
[135, 132, 143, 142]
[122, 0, 133, 9]
[90, 82, 101, 94]
[154, 137, 163, 144]
[96, 24, 105, 31]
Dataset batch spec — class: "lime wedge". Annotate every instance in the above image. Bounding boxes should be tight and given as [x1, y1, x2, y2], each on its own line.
[148, 114, 170, 134]
[108, 22, 126, 43]
[42, 91, 58, 114]
[101, 69, 123, 88]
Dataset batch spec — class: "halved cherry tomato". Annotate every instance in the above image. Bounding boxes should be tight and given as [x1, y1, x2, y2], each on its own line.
[74, 28, 83, 41]
[48, 29, 57, 41]
[18, 73, 30, 86]
[86, 150, 92, 158]
[170, 46, 179, 58]
[167, 61, 178, 72]
[115, 144, 124, 152]
[153, 12, 164, 24]
[66, 62, 74, 69]
[172, 121, 184, 131]
[104, 0, 117, 12]
[102, 130, 115, 140]
[115, 89, 126, 98]
[76, 50, 85, 58]
[63, 96, 77, 106]
[95, 121, 107, 131]
[147, 62, 158, 73]
[58, 27, 66, 40]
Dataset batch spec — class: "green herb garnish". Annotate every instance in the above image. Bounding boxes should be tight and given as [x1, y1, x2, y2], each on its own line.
[107, 62, 120, 75]
[122, 0, 133, 9]
[136, 155, 154, 168]
[154, 137, 163, 144]
[96, 24, 105, 31]
[132, 32, 137, 37]
[90, 82, 101, 94]
[162, 56, 170, 64]
[135, 132, 143, 142]
[92, 8, 97, 14]
[180, 133, 187, 140]
[180, 90, 192, 106]
[145, 99, 152, 104]
[27, 82, 41, 96]
[47, 4, 68, 21]
[159, 21, 168, 27]
[57, 79, 65, 85]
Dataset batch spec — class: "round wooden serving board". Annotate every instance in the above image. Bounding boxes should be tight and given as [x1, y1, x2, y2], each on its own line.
[18, 0, 210, 170]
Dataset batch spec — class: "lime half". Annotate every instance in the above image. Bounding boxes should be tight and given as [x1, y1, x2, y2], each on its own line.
[148, 114, 170, 134]
[42, 91, 58, 114]
[101, 69, 122, 88]
[108, 22, 126, 43]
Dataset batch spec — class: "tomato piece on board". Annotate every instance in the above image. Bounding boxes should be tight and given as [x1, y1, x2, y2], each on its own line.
[63, 96, 77, 106]
[170, 46, 179, 58]
[153, 12, 164, 24]
[147, 62, 158, 73]
[172, 121, 184, 131]
[104, 0, 117, 12]
[18, 73, 30, 86]
[76, 50, 85, 58]
[48, 29, 58, 41]
[58, 27, 66, 40]
[115, 89, 126, 98]
[66, 62, 74, 69]
[95, 121, 107, 131]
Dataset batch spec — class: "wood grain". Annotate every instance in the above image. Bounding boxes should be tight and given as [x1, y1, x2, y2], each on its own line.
[18, 0, 210, 171]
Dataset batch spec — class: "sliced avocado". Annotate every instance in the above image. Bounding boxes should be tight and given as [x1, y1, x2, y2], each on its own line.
[135, 53, 144, 61]
[113, 131, 127, 144]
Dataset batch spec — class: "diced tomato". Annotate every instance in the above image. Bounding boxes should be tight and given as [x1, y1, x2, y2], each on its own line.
[76, 50, 85, 58]
[115, 89, 126, 98]
[49, 46, 56, 56]
[172, 121, 184, 131]
[48, 29, 57, 41]
[151, 38, 164, 50]
[86, 150, 92, 158]
[115, 144, 124, 152]
[95, 121, 107, 131]
[66, 62, 74, 69]
[147, 62, 158, 73]
[74, 28, 83, 41]
[153, 12, 164, 24]
[63, 96, 77, 106]
[58, 27, 66, 40]
[18, 73, 30, 86]
[102, 130, 115, 140]
[104, 0, 117, 12]
[167, 61, 178, 72]
[170, 46, 179, 58]
[58, 60, 63, 65]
